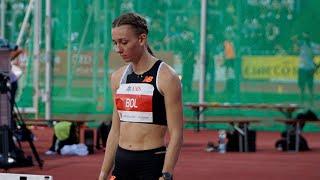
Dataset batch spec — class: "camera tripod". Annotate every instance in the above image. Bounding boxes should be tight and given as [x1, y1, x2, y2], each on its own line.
[0, 73, 43, 171]
[13, 101, 44, 169]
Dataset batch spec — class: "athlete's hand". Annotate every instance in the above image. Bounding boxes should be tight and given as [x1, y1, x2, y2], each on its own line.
[159, 177, 164, 180]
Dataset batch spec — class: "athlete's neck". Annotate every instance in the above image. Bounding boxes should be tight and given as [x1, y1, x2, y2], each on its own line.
[131, 51, 157, 75]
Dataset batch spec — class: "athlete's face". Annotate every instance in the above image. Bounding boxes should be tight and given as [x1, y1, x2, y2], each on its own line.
[112, 25, 146, 62]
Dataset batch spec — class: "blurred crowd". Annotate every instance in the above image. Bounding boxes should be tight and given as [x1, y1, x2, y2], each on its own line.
[241, 0, 296, 54]
[2, 0, 319, 56]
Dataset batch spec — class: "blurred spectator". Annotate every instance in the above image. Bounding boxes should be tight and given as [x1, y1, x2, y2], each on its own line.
[223, 32, 236, 95]
[295, 32, 318, 106]
[45, 121, 77, 155]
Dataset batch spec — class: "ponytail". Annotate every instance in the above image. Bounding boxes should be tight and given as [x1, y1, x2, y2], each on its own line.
[147, 44, 154, 56]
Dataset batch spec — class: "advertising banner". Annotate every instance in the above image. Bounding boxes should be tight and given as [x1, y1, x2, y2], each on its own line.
[242, 56, 320, 81]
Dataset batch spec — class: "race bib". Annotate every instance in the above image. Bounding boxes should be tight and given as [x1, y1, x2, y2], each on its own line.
[115, 83, 154, 123]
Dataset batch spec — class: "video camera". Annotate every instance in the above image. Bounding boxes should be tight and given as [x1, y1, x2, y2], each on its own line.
[0, 37, 18, 73]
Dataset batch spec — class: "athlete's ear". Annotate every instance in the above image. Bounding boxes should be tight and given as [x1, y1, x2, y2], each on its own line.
[138, 33, 147, 45]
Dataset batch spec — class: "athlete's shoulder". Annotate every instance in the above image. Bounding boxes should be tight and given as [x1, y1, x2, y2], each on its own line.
[111, 64, 130, 90]
[158, 61, 181, 87]
[159, 61, 179, 79]
[157, 61, 181, 95]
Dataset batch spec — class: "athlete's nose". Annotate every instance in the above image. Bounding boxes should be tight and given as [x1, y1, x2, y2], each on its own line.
[113, 44, 123, 54]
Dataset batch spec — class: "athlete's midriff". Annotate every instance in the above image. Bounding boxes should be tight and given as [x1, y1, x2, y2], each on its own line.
[119, 122, 167, 150]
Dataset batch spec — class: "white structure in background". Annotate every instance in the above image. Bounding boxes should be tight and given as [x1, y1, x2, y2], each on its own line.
[0, 173, 53, 180]
[0, 0, 6, 37]
[45, 0, 52, 120]
[199, 0, 207, 121]
[3, 0, 52, 119]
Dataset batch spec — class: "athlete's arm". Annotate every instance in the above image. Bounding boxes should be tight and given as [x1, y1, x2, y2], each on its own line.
[99, 71, 121, 180]
[159, 64, 184, 177]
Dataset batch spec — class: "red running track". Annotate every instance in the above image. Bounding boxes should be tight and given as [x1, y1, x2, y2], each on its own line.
[4, 127, 320, 180]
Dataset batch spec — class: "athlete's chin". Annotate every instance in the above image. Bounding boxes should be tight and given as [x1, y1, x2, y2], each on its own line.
[121, 56, 132, 62]
[122, 58, 131, 62]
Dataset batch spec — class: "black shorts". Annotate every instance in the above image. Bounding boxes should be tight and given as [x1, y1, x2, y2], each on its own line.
[112, 146, 166, 180]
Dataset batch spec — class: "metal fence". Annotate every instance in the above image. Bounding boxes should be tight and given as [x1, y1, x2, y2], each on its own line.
[1, 0, 319, 130]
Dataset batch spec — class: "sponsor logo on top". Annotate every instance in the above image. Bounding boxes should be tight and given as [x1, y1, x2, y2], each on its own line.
[126, 85, 141, 92]
[142, 76, 153, 83]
